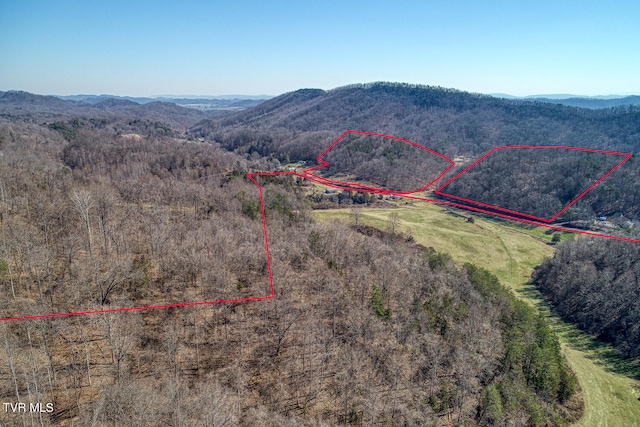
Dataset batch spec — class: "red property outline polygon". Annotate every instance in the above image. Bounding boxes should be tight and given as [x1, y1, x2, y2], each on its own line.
[435, 145, 633, 223]
[3, 133, 639, 322]
[0, 173, 275, 322]
[304, 130, 455, 195]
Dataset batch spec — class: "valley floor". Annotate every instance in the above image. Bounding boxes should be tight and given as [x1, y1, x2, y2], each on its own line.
[315, 202, 640, 426]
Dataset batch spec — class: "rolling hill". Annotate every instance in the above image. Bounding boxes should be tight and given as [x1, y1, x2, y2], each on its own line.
[189, 82, 640, 222]
[190, 82, 640, 158]
[0, 91, 265, 130]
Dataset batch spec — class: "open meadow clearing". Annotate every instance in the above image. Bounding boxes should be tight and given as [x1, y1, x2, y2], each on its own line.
[316, 202, 640, 426]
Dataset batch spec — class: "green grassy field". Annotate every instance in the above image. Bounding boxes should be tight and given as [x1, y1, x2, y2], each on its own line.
[315, 202, 640, 426]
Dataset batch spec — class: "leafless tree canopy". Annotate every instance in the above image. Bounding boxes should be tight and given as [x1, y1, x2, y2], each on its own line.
[0, 94, 582, 426]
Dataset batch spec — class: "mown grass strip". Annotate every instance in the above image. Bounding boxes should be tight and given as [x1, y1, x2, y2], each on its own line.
[315, 203, 640, 426]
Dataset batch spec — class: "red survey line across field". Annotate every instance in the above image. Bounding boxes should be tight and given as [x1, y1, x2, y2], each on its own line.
[2, 133, 638, 322]
[435, 145, 633, 223]
[252, 169, 640, 244]
[271, 170, 639, 243]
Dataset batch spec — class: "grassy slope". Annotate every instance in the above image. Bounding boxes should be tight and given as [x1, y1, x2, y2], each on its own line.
[315, 202, 640, 426]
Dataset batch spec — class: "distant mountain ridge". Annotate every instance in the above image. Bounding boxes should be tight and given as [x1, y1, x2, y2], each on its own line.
[58, 94, 272, 102]
[2, 84, 640, 222]
[0, 90, 268, 128]
[491, 93, 640, 109]
[527, 95, 640, 109]
[191, 82, 640, 156]
[187, 81, 640, 223]
[190, 81, 640, 222]
[0, 90, 215, 129]
[56, 94, 270, 111]
[0, 90, 91, 113]
[527, 94, 627, 100]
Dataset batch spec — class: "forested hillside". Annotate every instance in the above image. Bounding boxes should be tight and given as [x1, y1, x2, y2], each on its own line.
[437, 147, 636, 221]
[0, 117, 580, 426]
[189, 82, 640, 223]
[518, 95, 640, 110]
[533, 239, 640, 358]
[190, 82, 640, 158]
[0, 90, 229, 130]
[318, 131, 453, 192]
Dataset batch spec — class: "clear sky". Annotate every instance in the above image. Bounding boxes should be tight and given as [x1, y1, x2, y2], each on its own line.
[1, 0, 639, 97]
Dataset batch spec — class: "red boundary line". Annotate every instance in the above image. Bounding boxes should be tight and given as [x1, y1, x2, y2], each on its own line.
[0, 174, 276, 322]
[2, 135, 638, 322]
[434, 146, 633, 223]
[304, 130, 455, 195]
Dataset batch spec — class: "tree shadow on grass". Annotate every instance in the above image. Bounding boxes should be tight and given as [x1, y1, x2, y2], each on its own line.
[516, 282, 640, 381]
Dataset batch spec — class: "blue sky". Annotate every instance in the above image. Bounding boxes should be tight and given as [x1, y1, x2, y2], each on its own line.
[1, 0, 639, 97]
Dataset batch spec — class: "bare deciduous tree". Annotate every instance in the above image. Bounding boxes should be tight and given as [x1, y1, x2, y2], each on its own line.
[387, 211, 400, 235]
[99, 311, 142, 382]
[71, 189, 95, 256]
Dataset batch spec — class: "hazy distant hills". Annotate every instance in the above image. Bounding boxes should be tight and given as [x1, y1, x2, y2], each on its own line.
[528, 96, 640, 109]
[57, 94, 270, 111]
[0, 90, 95, 114]
[0, 91, 203, 129]
[491, 93, 640, 109]
[492, 93, 631, 100]
[191, 82, 640, 159]
[0, 90, 268, 129]
[3, 85, 640, 150]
